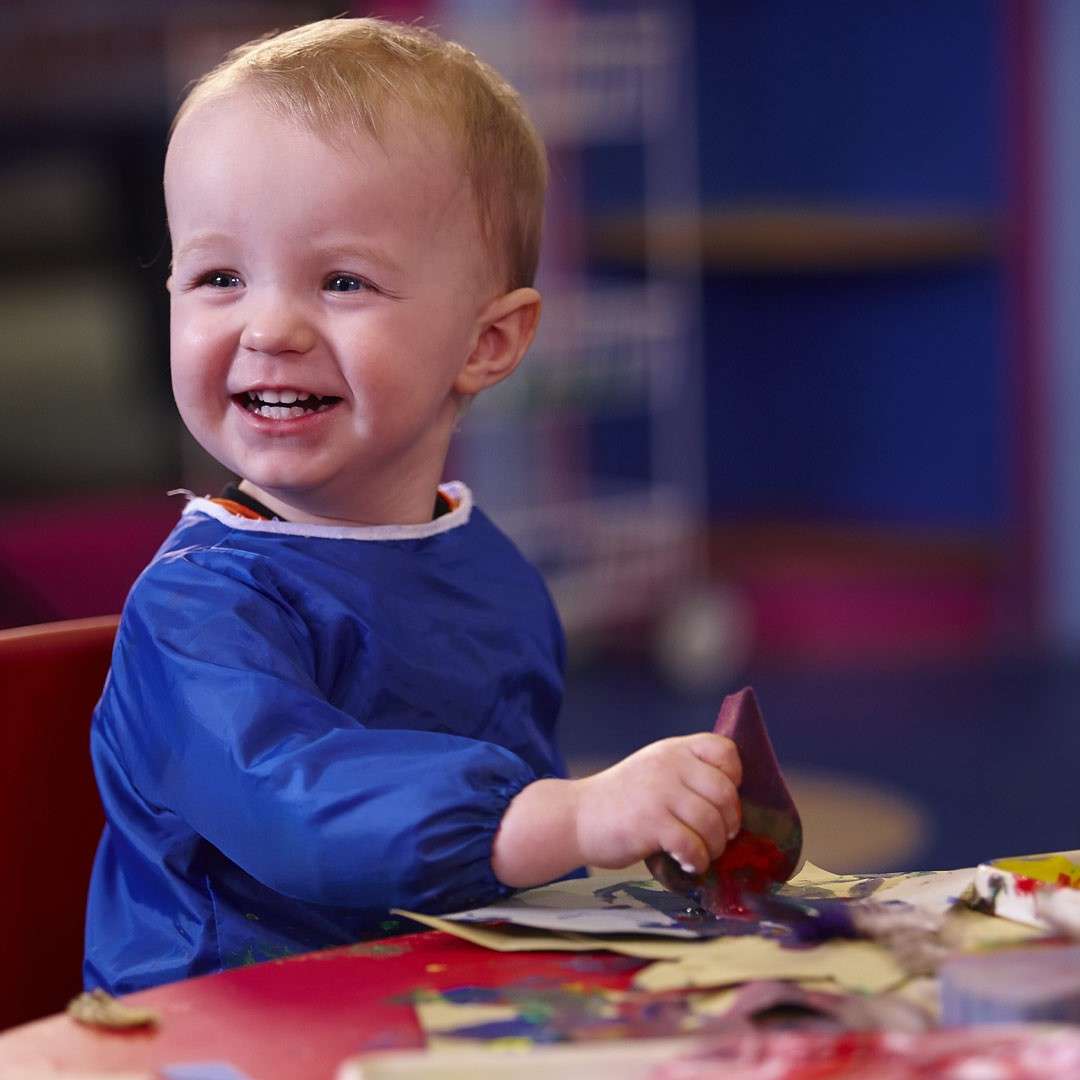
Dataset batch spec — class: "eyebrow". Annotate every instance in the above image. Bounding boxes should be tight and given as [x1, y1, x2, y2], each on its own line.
[171, 233, 231, 266]
[311, 240, 405, 278]
[171, 234, 405, 278]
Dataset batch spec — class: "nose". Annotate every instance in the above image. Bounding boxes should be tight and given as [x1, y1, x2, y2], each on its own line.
[239, 297, 317, 356]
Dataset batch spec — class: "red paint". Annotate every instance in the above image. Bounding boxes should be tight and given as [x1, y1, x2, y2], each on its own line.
[1010, 871, 1080, 894]
[702, 831, 790, 916]
[0, 932, 646, 1079]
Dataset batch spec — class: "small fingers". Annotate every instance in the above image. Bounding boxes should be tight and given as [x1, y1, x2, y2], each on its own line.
[682, 758, 741, 840]
[688, 732, 743, 789]
[658, 819, 710, 877]
[669, 790, 733, 864]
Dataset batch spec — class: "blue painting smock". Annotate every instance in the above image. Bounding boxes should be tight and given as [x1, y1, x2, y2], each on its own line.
[84, 483, 568, 993]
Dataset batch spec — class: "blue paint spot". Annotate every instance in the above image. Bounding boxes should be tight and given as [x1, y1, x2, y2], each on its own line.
[445, 1017, 562, 1043]
[162, 1064, 254, 1080]
[440, 986, 503, 1005]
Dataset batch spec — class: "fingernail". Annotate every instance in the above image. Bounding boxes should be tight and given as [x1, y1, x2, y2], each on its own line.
[668, 852, 696, 875]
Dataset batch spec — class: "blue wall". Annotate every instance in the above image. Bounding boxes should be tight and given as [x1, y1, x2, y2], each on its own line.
[584, 2, 1009, 530]
[703, 269, 1005, 527]
[694, 2, 1001, 206]
[696, 2, 1007, 529]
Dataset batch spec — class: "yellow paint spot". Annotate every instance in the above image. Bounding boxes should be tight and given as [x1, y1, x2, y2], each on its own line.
[425, 963, 448, 973]
[487, 1036, 534, 1053]
[993, 854, 1080, 889]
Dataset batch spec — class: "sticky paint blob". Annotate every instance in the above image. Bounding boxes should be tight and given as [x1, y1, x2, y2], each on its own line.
[699, 831, 791, 916]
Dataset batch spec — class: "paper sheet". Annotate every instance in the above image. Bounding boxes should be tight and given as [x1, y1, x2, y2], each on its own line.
[943, 906, 1046, 950]
[412, 986, 739, 1051]
[630, 934, 907, 994]
[396, 909, 906, 992]
[392, 910, 602, 953]
[396, 861, 1041, 1000]
[414, 863, 898, 942]
[875, 867, 975, 915]
[434, 872, 699, 938]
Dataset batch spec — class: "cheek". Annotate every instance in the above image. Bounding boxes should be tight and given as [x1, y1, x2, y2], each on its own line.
[170, 310, 231, 396]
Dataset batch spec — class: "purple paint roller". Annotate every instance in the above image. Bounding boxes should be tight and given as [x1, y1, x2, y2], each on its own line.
[940, 945, 1080, 1026]
[648, 687, 803, 913]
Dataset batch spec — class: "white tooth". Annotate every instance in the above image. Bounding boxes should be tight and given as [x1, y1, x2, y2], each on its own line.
[280, 390, 298, 405]
[261, 389, 281, 404]
[256, 405, 270, 417]
[297, 391, 311, 402]
[247, 391, 257, 401]
[289, 406, 305, 418]
[272, 406, 290, 419]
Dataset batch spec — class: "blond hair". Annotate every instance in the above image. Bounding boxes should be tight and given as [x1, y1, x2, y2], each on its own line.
[173, 17, 547, 290]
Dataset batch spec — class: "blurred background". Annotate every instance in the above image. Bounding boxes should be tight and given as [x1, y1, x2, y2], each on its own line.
[3, 0, 1079, 874]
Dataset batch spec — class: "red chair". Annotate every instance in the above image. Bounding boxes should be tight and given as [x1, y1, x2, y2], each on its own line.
[0, 615, 118, 1030]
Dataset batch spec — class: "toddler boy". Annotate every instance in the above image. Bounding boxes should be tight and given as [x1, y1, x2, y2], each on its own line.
[85, 17, 742, 993]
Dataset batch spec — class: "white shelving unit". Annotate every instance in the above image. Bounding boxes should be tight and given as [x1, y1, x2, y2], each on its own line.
[445, 0, 716, 657]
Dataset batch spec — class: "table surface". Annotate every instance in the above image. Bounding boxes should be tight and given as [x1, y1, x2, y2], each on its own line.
[0, 932, 645, 1079]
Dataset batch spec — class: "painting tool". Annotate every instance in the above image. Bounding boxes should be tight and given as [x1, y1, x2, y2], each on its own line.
[648, 688, 803, 916]
[940, 944, 1080, 1025]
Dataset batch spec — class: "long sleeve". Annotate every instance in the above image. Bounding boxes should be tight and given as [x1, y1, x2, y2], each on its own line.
[98, 546, 539, 914]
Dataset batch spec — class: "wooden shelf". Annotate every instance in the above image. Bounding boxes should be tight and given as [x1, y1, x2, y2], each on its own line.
[588, 206, 999, 272]
[708, 519, 1003, 577]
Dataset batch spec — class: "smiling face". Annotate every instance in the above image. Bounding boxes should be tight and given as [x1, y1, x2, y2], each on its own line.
[165, 89, 497, 524]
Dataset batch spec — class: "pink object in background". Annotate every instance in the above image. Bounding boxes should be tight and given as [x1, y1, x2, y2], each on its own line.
[653, 1027, 1080, 1079]
[0, 493, 179, 629]
[743, 570, 994, 665]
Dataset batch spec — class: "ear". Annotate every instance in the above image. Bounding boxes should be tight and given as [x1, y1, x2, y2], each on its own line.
[454, 287, 541, 396]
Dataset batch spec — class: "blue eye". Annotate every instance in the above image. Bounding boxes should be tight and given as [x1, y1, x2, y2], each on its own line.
[201, 270, 241, 289]
[325, 273, 367, 293]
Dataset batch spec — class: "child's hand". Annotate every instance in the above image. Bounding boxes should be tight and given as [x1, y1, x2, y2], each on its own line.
[573, 734, 742, 875]
[492, 734, 742, 888]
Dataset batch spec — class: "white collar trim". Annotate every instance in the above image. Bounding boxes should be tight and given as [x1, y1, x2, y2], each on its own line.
[177, 481, 473, 541]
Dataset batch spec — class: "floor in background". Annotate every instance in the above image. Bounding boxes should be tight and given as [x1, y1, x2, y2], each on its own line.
[559, 653, 1080, 874]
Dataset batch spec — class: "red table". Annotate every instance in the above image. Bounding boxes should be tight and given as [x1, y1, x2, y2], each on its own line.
[0, 932, 644, 1079]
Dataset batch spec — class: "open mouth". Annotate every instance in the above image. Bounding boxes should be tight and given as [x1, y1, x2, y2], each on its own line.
[235, 389, 343, 420]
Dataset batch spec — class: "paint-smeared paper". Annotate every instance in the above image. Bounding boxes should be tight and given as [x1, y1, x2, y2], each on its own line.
[873, 867, 974, 916]
[395, 908, 906, 991]
[409, 863, 895, 943]
[412, 984, 738, 1051]
[631, 934, 907, 995]
[430, 873, 700, 938]
[943, 906, 1045, 949]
